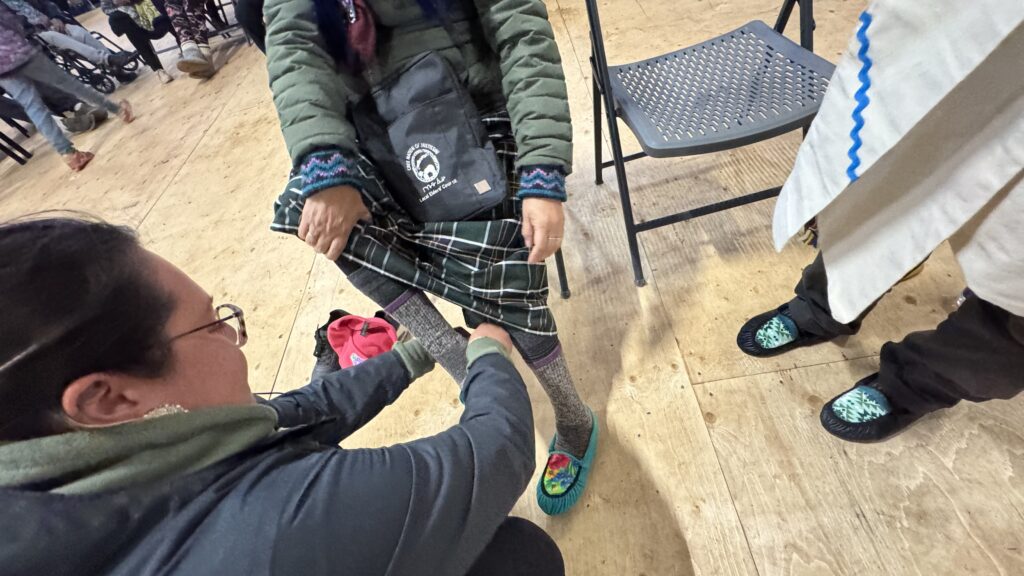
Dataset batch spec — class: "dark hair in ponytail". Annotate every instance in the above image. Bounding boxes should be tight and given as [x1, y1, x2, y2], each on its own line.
[0, 217, 174, 441]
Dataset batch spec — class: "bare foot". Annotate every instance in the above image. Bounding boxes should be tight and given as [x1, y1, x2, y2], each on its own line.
[64, 150, 95, 171]
[117, 100, 134, 123]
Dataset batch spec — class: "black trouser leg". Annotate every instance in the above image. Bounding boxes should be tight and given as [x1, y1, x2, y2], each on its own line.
[465, 518, 565, 576]
[876, 295, 1024, 415]
[235, 0, 266, 52]
[38, 83, 79, 116]
[205, 0, 229, 29]
[335, 260, 409, 307]
[785, 252, 869, 338]
[109, 13, 165, 71]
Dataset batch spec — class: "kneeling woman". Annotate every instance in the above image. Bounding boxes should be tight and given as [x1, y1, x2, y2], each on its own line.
[0, 217, 563, 576]
[265, 0, 597, 515]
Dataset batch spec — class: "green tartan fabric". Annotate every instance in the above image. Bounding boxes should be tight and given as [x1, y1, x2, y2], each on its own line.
[271, 114, 557, 335]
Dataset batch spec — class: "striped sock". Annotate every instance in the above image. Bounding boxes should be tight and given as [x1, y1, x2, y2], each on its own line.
[530, 350, 593, 459]
[385, 291, 468, 383]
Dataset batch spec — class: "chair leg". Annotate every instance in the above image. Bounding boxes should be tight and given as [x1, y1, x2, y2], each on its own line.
[592, 73, 603, 185]
[605, 122, 646, 287]
[0, 135, 29, 165]
[553, 248, 571, 299]
[0, 130, 31, 161]
[1, 142, 23, 164]
[3, 116, 30, 138]
[1, 142, 26, 165]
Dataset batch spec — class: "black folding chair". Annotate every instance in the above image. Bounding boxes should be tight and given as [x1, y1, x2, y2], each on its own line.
[0, 95, 33, 166]
[0, 131, 32, 165]
[586, 0, 835, 286]
[207, 0, 250, 44]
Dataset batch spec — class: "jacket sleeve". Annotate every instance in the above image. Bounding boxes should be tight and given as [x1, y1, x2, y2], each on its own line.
[3, 0, 47, 25]
[267, 351, 413, 444]
[270, 353, 535, 576]
[264, 0, 360, 169]
[472, 0, 573, 174]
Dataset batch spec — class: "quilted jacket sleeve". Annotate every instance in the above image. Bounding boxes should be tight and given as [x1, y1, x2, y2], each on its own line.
[471, 0, 573, 172]
[264, 0, 361, 168]
[267, 351, 414, 444]
[269, 353, 536, 576]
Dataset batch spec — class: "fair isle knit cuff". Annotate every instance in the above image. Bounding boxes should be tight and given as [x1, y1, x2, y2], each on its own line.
[299, 149, 366, 197]
[517, 165, 568, 202]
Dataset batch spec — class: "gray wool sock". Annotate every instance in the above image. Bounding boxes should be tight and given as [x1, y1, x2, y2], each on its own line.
[385, 291, 468, 383]
[531, 351, 593, 459]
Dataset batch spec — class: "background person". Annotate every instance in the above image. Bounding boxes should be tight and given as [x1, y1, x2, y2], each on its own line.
[0, 2, 133, 170]
[100, 0, 177, 83]
[1, 0, 137, 82]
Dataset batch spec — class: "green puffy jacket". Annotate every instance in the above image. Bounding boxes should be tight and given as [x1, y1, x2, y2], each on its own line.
[265, 0, 573, 199]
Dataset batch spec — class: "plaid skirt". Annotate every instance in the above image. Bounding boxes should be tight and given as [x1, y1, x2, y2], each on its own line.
[271, 112, 557, 335]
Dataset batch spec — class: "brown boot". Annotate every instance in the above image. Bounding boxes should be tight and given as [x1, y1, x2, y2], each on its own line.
[63, 150, 95, 171]
[117, 100, 134, 123]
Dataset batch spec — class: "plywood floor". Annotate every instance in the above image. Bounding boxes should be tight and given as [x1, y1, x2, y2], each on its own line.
[2, 2, 1022, 575]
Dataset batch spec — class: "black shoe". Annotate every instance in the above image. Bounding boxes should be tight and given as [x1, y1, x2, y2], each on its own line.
[373, 310, 399, 330]
[820, 374, 925, 443]
[113, 69, 137, 84]
[310, 309, 349, 381]
[736, 305, 826, 357]
[107, 51, 138, 70]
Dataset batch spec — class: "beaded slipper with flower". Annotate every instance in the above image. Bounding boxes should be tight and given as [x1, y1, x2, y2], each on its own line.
[536, 409, 598, 516]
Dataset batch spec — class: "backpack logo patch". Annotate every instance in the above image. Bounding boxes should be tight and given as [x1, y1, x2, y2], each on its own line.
[406, 143, 441, 184]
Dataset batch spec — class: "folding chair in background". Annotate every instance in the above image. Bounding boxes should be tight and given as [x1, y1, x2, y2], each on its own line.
[0, 95, 34, 166]
[585, 0, 836, 286]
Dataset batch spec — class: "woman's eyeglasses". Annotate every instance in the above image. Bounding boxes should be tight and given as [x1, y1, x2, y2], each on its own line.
[170, 303, 247, 347]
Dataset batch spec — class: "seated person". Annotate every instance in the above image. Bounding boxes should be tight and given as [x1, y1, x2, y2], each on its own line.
[1, 0, 137, 83]
[100, 0, 176, 84]
[0, 216, 565, 576]
[1, 83, 108, 132]
[0, 3, 133, 170]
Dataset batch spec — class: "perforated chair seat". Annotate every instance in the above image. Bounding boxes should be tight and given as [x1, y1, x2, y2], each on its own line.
[608, 20, 835, 158]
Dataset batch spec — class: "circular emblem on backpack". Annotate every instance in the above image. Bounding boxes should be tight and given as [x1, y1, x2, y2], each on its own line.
[406, 143, 441, 184]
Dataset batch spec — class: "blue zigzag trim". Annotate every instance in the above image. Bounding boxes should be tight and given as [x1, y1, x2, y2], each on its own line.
[300, 149, 364, 197]
[846, 11, 873, 182]
[518, 165, 567, 201]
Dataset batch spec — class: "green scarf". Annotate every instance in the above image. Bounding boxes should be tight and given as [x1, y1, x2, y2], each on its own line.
[0, 404, 277, 495]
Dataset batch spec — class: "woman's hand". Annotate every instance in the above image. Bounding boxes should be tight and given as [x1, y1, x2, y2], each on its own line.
[521, 198, 565, 263]
[469, 323, 514, 354]
[298, 185, 371, 261]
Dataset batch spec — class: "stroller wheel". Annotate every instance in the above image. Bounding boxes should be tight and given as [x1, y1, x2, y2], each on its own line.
[121, 55, 140, 72]
[92, 75, 117, 94]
